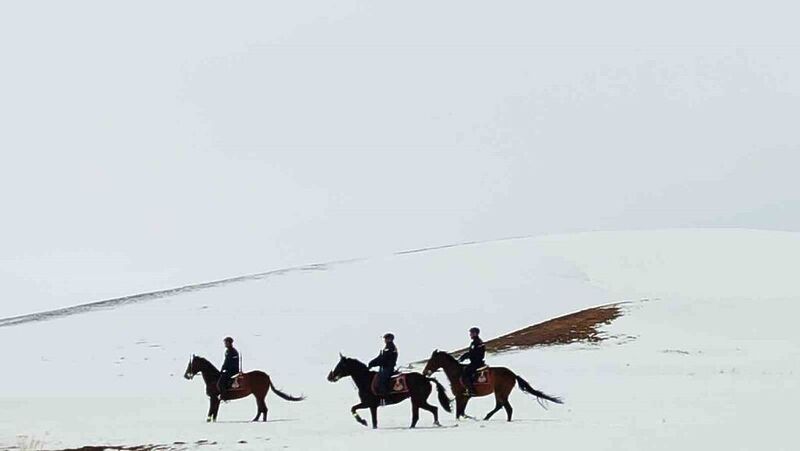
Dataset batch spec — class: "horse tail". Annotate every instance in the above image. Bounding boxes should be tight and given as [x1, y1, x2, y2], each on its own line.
[427, 377, 452, 413]
[515, 374, 563, 407]
[269, 378, 305, 402]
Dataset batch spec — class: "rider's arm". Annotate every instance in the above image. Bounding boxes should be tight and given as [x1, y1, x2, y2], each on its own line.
[368, 354, 381, 368]
[473, 342, 485, 362]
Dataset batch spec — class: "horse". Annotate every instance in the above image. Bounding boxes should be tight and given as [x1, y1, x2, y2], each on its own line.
[422, 350, 562, 421]
[327, 354, 451, 429]
[184, 355, 304, 422]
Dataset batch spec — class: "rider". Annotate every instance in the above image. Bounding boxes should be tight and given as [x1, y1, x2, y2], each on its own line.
[368, 333, 398, 398]
[458, 327, 486, 396]
[218, 336, 240, 393]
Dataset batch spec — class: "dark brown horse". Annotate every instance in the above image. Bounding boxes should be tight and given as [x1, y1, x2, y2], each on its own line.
[327, 354, 451, 429]
[184, 355, 304, 422]
[422, 350, 562, 421]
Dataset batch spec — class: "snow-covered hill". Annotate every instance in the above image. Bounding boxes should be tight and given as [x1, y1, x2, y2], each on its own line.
[2, 229, 797, 450]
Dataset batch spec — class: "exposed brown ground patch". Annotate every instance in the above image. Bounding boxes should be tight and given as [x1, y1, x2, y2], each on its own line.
[51, 446, 169, 451]
[452, 303, 625, 356]
[46, 438, 226, 451]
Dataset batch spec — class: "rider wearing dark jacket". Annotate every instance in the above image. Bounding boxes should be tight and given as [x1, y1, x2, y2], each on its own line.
[458, 327, 486, 396]
[368, 333, 398, 397]
[218, 336, 240, 392]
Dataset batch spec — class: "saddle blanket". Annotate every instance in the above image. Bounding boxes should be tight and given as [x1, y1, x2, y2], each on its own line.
[474, 367, 491, 385]
[230, 373, 247, 390]
[462, 366, 491, 386]
[371, 373, 409, 395]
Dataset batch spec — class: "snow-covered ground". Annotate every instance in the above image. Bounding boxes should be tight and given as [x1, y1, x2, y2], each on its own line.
[2, 229, 798, 450]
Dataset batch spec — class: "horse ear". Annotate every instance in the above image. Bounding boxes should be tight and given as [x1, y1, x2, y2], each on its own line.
[339, 352, 344, 360]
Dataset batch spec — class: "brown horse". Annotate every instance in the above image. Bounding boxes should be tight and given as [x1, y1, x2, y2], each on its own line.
[422, 350, 562, 421]
[184, 355, 304, 422]
[327, 354, 451, 429]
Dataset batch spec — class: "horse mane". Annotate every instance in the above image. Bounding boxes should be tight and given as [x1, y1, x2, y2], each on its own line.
[436, 350, 459, 364]
[194, 355, 220, 373]
[344, 357, 369, 372]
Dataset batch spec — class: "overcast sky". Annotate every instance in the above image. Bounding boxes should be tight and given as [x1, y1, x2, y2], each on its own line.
[1, 1, 799, 314]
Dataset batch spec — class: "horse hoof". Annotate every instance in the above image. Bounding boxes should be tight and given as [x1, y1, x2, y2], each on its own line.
[434, 422, 441, 427]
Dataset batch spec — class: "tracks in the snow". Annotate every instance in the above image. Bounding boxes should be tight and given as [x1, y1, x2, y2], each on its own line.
[0, 235, 539, 329]
[0, 262, 340, 329]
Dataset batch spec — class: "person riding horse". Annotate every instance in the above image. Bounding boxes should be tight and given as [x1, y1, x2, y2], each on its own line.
[368, 333, 398, 398]
[218, 336, 240, 393]
[458, 327, 486, 396]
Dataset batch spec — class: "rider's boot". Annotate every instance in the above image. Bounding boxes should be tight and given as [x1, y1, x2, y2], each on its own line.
[464, 380, 476, 397]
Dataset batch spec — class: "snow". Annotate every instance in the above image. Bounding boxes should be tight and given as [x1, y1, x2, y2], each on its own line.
[2, 229, 798, 450]
[4, 1, 800, 322]
[3, 1, 799, 448]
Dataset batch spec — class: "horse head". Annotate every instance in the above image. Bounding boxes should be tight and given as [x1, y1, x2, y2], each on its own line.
[423, 349, 445, 376]
[328, 353, 361, 382]
[328, 353, 344, 382]
[184, 354, 198, 380]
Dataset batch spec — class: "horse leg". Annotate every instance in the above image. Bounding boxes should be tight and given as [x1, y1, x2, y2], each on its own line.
[500, 381, 514, 421]
[455, 396, 467, 420]
[350, 402, 369, 427]
[206, 397, 215, 423]
[211, 397, 221, 422]
[369, 405, 378, 429]
[458, 395, 478, 420]
[252, 396, 260, 422]
[484, 386, 507, 421]
[484, 399, 504, 421]
[253, 395, 267, 422]
[410, 400, 420, 429]
[419, 400, 440, 426]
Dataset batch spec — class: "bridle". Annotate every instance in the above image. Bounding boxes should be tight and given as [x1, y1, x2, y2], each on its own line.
[423, 349, 444, 376]
[330, 353, 346, 381]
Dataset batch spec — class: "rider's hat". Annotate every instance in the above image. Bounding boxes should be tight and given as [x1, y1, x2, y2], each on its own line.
[383, 333, 395, 340]
[223, 336, 234, 343]
[469, 327, 480, 334]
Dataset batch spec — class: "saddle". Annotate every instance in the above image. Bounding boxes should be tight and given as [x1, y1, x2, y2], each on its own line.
[229, 373, 248, 391]
[370, 373, 410, 396]
[462, 366, 491, 386]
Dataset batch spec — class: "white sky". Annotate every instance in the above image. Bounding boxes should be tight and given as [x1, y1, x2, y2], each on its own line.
[1, 1, 799, 314]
